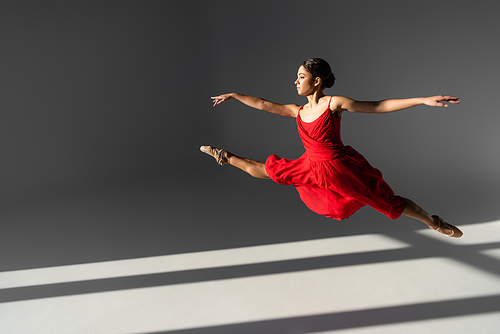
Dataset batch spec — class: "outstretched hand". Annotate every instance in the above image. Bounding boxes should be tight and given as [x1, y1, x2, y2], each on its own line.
[211, 94, 233, 107]
[424, 95, 460, 108]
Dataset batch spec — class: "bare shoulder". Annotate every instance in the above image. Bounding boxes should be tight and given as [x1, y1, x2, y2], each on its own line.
[261, 100, 301, 117]
[329, 96, 351, 109]
[328, 96, 351, 116]
[282, 103, 302, 118]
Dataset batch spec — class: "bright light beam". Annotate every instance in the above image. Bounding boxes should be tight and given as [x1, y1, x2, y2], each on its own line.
[0, 234, 409, 289]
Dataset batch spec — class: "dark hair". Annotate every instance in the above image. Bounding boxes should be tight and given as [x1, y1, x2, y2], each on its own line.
[301, 58, 335, 89]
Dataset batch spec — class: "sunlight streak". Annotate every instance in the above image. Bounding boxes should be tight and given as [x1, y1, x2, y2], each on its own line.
[0, 234, 409, 289]
[481, 249, 500, 261]
[1, 258, 499, 334]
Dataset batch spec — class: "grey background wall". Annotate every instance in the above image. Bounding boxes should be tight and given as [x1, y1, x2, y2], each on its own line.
[1, 1, 499, 271]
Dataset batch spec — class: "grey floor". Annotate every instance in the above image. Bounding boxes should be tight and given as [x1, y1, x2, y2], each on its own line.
[1, 167, 500, 334]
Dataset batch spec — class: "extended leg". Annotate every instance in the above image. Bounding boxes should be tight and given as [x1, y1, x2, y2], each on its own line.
[227, 152, 270, 179]
[401, 197, 462, 237]
[200, 145, 270, 179]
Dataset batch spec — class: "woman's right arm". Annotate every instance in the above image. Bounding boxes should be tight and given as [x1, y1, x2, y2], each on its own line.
[211, 93, 300, 118]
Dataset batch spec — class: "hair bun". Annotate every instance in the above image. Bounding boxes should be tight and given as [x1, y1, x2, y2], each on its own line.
[324, 72, 336, 88]
[301, 58, 336, 89]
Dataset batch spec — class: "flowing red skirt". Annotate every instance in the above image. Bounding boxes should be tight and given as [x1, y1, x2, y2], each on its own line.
[265, 146, 405, 220]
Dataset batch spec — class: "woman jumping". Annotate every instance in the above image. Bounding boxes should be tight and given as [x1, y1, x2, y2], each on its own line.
[201, 58, 462, 238]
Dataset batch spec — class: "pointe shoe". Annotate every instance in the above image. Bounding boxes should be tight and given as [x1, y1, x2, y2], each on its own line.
[431, 215, 463, 238]
[200, 145, 228, 166]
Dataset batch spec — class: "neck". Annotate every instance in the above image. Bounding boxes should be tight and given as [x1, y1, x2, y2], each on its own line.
[306, 90, 325, 108]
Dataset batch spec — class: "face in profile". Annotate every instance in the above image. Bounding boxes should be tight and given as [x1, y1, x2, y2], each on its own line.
[295, 65, 318, 96]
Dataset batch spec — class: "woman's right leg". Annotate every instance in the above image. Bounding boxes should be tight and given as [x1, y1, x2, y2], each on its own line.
[200, 145, 270, 179]
[401, 197, 463, 238]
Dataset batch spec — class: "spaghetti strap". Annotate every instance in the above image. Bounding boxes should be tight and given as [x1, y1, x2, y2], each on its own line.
[297, 104, 304, 117]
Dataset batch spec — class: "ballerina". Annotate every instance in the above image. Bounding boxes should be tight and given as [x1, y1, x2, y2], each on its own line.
[201, 58, 462, 238]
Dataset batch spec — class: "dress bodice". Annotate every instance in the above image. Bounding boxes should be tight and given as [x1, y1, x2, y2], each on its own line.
[297, 104, 345, 161]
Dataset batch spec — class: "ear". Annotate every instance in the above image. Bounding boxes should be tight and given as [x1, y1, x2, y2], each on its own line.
[314, 77, 321, 86]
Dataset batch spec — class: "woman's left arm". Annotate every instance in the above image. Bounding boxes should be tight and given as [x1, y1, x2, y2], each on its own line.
[332, 95, 460, 114]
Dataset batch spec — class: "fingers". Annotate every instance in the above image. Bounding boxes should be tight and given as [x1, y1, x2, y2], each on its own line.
[211, 96, 222, 106]
[434, 95, 460, 107]
[440, 96, 460, 104]
[211, 95, 229, 107]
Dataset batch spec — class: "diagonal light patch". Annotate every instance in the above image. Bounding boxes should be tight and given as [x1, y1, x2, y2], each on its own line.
[482, 248, 500, 261]
[2, 257, 500, 334]
[0, 234, 409, 289]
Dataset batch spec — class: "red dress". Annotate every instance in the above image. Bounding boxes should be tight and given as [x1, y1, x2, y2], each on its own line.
[265, 99, 405, 220]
